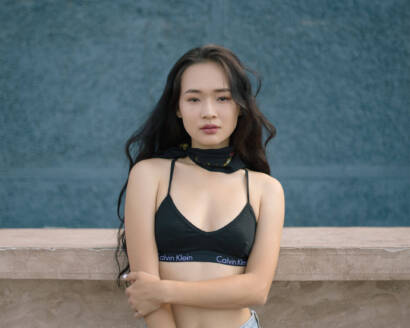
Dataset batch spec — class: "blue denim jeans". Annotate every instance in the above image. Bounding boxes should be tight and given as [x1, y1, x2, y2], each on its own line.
[239, 308, 262, 328]
[141, 308, 262, 328]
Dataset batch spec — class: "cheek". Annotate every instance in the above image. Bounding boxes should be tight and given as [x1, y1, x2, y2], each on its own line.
[229, 116, 239, 132]
[222, 108, 239, 127]
[181, 114, 198, 133]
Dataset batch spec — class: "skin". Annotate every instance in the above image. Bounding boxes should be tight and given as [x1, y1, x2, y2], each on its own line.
[123, 61, 285, 328]
[175, 60, 241, 149]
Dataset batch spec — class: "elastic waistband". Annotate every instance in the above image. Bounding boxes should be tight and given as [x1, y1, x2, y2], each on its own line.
[158, 250, 248, 266]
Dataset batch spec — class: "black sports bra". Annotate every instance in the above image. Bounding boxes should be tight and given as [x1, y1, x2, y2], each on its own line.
[155, 158, 257, 267]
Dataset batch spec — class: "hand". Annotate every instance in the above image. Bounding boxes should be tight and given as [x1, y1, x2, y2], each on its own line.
[122, 271, 163, 319]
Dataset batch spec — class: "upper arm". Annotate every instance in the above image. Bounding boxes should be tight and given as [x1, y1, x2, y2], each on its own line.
[124, 159, 176, 327]
[245, 175, 285, 304]
[124, 159, 160, 276]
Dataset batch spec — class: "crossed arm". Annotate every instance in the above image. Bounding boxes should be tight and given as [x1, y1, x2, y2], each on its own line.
[124, 160, 285, 327]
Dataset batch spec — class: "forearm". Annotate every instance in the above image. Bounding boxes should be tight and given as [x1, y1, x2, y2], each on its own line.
[144, 303, 176, 328]
[161, 273, 264, 309]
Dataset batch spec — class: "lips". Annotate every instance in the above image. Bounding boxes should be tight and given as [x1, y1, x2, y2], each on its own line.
[201, 124, 219, 129]
[200, 125, 219, 135]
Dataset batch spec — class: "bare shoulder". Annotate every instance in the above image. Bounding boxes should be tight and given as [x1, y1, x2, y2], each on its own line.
[125, 157, 173, 221]
[263, 174, 284, 194]
[129, 157, 171, 181]
[247, 169, 284, 194]
[246, 170, 284, 222]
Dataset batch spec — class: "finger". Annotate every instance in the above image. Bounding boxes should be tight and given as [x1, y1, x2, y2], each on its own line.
[121, 275, 136, 283]
[121, 272, 139, 281]
[124, 280, 134, 289]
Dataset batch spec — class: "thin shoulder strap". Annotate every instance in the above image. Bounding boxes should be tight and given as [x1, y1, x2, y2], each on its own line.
[167, 158, 176, 195]
[244, 168, 250, 203]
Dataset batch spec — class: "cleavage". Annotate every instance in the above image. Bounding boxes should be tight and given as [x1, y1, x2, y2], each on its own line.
[168, 165, 248, 233]
[168, 192, 249, 233]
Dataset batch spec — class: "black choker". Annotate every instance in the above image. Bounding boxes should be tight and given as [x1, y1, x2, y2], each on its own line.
[152, 143, 247, 173]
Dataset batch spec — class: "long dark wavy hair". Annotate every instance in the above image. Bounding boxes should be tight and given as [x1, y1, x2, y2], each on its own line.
[114, 43, 276, 288]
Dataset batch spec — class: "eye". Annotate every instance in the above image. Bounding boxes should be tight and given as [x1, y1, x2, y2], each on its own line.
[218, 96, 231, 102]
[187, 97, 199, 103]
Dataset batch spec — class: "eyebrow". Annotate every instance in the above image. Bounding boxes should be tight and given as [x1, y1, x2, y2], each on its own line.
[183, 88, 231, 94]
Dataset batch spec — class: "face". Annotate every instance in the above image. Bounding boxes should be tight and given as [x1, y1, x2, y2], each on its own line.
[177, 61, 241, 149]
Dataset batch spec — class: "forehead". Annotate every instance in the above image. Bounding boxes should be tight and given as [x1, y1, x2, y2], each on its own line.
[180, 61, 229, 92]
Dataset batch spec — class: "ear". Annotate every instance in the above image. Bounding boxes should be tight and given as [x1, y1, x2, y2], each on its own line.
[176, 108, 182, 118]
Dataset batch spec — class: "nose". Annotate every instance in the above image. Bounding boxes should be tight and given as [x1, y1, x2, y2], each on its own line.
[201, 98, 217, 118]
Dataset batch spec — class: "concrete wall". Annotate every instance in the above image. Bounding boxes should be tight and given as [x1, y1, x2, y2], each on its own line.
[1, 228, 409, 327]
[1, 0, 409, 228]
[2, 279, 409, 328]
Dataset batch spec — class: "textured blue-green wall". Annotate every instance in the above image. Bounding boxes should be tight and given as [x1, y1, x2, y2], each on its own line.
[1, 0, 409, 227]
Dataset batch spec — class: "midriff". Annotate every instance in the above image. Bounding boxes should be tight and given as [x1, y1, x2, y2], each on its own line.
[159, 261, 252, 328]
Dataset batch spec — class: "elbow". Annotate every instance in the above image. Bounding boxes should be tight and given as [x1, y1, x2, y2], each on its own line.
[256, 291, 268, 306]
[252, 284, 269, 305]
[247, 273, 269, 306]
[254, 281, 269, 306]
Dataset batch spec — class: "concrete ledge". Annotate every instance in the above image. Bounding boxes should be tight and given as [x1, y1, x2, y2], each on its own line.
[1, 227, 409, 281]
[1, 228, 409, 327]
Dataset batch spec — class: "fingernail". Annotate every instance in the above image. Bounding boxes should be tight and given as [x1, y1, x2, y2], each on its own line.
[121, 273, 128, 280]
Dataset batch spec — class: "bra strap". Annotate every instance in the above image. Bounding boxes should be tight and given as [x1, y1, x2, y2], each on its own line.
[167, 158, 176, 195]
[244, 168, 250, 203]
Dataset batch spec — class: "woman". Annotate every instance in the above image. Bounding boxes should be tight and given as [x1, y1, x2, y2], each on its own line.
[115, 44, 285, 328]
